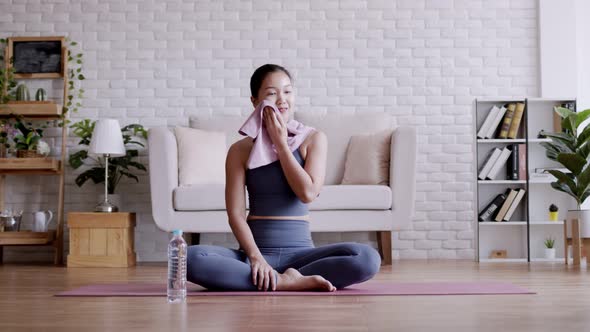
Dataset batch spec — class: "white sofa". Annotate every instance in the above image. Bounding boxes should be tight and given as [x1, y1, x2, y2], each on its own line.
[148, 112, 417, 264]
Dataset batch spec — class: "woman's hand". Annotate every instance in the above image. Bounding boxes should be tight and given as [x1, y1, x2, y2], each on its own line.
[249, 255, 276, 291]
[263, 106, 288, 150]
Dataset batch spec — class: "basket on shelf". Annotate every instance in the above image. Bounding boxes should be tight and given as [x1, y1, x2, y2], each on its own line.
[16, 150, 43, 158]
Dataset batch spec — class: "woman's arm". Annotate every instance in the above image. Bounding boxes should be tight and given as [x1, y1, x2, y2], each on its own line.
[264, 108, 328, 203]
[225, 142, 262, 260]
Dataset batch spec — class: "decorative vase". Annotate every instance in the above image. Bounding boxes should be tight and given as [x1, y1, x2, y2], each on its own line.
[549, 211, 559, 221]
[16, 150, 43, 158]
[544, 248, 556, 259]
[566, 210, 590, 238]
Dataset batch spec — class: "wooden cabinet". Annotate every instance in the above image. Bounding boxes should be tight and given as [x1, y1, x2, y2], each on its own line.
[67, 212, 136, 268]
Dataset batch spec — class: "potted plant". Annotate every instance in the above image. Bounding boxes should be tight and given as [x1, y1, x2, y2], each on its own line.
[68, 119, 147, 208]
[549, 204, 559, 221]
[539, 106, 590, 237]
[544, 237, 556, 259]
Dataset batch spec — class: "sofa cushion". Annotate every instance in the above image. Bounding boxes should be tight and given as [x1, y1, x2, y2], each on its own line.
[295, 112, 394, 185]
[308, 185, 392, 210]
[189, 114, 248, 149]
[342, 129, 393, 185]
[174, 127, 226, 186]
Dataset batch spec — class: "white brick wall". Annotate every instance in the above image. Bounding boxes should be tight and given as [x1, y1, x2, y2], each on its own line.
[1, 0, 538, 262]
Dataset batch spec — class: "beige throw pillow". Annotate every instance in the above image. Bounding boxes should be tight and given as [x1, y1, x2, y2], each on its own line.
[174, 127, 226, 186]
[341, 129, 393, 185]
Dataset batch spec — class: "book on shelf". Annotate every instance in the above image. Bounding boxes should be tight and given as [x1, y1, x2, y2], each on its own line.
[494, 189, 518, 222]
[477, 105, 501, 139]
[518, 144, 526, 180]
[485, 106, 507, 139]
[497, 103, 516, 139]
[478, 189, 509, 221]
[502, 188, 526, 221]
[507, 103, 525, 139]
[506, 144, 519, 180]
[478, 148, 502, 180]
[485, 147, 512, 180]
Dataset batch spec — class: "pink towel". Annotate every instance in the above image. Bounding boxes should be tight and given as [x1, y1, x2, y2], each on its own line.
[239, 100, 315, 169]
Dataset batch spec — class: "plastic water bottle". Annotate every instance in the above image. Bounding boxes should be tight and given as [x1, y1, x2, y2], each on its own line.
[167, 229, 187, 303]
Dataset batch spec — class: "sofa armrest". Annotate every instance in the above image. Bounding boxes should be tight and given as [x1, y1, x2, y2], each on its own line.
[148, 127, 178, 231]
[390, 126, 417, 228]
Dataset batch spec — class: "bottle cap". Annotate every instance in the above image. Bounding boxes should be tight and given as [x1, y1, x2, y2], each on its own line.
[172, 229, 183, 236]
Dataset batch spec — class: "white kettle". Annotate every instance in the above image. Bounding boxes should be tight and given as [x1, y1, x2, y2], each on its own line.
[32, 210, 53, 232]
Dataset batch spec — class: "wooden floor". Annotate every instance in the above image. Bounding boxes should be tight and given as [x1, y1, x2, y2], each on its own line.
[1, 260, 589, 332]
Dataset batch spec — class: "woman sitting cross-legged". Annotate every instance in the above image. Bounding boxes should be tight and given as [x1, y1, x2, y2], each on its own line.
[186, 64, 381, 291]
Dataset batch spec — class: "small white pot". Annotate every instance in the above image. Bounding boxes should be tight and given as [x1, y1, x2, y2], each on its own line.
[545, 248, 556, 259]
[566, 210, 590, 238]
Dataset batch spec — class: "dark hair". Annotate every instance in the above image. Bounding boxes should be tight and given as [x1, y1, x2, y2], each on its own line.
[250, 64, 292, 98]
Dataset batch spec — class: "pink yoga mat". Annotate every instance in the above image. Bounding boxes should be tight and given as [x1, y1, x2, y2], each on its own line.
[55, 281, 534, 297]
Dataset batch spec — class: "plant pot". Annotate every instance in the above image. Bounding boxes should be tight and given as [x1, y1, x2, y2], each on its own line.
[545, 248, 556, 259]
[549, 211, 559, 221]
[566, 210, 590, 238]
[16, 150, 43, 158]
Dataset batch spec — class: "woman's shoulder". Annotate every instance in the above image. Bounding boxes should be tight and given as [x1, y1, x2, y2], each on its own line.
[300, 129, 327, 159]
[302, 129, 327, 148]
[227, 137, 254, 165]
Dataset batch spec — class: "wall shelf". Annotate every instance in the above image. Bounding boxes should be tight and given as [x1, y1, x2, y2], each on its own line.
[0, 231, 55, 246]
[0, 102, 62, 118]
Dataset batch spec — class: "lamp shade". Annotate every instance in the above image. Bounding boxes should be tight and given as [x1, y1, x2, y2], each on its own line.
[88, 119, 125, 157]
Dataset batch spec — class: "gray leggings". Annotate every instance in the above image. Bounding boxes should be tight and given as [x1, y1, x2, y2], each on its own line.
[186, 219, 382, 290]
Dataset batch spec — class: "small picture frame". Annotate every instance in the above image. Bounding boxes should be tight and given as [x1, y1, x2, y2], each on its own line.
[6, 36, 66, 79]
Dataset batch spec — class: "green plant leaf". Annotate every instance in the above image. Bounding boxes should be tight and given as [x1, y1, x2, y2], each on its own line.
[548, 170, 577, 195]
[68, 149, 88, 169]
[557, 153, 586, 175]
[575, 108, 590, 128]
[75, 167, 105, 187]
[550, 181, 578, 202]
[541, 131, 576, 151]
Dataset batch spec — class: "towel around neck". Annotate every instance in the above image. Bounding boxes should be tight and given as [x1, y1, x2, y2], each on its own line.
[238, 100, 315, 169]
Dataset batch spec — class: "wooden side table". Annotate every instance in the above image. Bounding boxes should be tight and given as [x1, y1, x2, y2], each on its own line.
[67, 212, 136, 267]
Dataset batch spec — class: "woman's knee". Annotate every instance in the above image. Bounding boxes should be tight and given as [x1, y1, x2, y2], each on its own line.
[343, 243, 380, 279]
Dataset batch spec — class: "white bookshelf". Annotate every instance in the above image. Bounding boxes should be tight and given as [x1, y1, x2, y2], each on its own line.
[474, 98, 577, 263]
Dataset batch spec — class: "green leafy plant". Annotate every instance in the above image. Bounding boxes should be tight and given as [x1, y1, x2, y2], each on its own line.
[544, 237, 555, 249]
[549, 204, 558, 212]
[13, 117, 44, 151]
[0, 38, 18, 104]
[539, 107, 590, 208]
[68, 119, 148, 195]
[62, 38, 85, 124]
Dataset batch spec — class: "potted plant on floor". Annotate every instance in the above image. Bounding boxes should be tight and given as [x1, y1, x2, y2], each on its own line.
[544, 237, 556, 259]
[68, 119, 147, 209]
[539, 106, 590, 237]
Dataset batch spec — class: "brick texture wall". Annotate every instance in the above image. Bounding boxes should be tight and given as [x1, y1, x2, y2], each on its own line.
[1, 0, 539, 262]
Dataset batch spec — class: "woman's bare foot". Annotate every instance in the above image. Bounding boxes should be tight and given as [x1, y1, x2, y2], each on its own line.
[275, 268, 336, 292]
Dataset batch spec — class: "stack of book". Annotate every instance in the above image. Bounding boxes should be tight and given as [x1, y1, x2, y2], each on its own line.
[477, 103, 525, 139]
[478, 188, 527, 222]
[478, 144, 526, 180]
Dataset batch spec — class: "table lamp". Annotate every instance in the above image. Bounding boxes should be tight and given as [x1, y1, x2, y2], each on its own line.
[88, 119, 126, 212]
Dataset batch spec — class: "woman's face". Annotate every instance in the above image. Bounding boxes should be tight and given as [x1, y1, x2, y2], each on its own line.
[251, 71, 294, 123]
